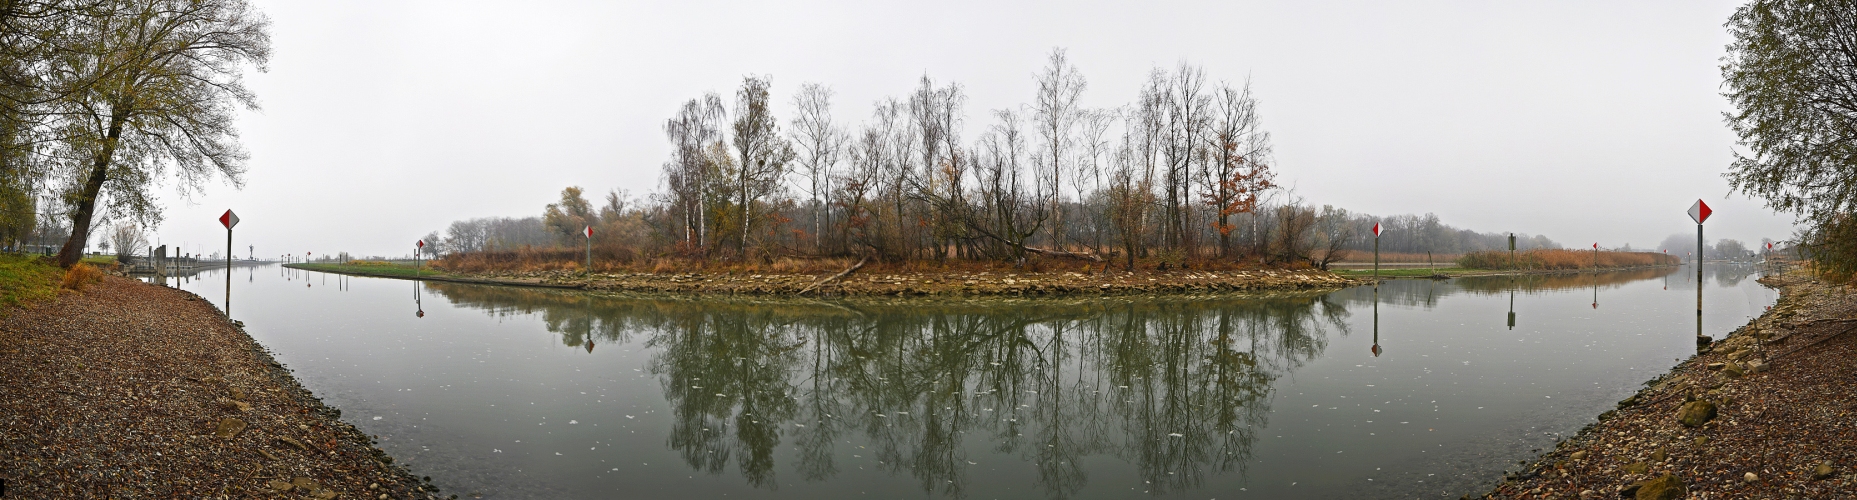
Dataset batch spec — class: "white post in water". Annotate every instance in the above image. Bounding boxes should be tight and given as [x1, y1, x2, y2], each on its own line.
[1689, 199, 1712, 342]
[218, 210, 239, 319]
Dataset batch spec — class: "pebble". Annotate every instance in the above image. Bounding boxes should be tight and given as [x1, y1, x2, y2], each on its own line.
[1745, 472, 1759, 482]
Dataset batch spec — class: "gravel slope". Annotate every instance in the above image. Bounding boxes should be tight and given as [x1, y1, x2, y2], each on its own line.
[0, 276, 441, 499]
[1477, 273, 1857, 499]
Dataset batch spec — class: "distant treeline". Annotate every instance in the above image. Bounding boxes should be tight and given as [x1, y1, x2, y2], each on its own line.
[420, 50, 1561, 271]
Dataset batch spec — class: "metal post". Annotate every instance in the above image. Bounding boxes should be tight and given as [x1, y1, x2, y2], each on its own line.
[225, 227, 232, 319]
[1373, 235, 1380, 281]
[1697, 223, 1704, 340]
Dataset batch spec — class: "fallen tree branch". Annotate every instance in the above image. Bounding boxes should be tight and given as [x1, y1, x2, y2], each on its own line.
[798, 256, 869, 295]
[1021, 246, 1104, 262]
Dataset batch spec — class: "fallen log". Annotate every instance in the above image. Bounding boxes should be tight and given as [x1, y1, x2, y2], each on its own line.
[798, 256, 869, 295]
[1022, 246, 1104, 262]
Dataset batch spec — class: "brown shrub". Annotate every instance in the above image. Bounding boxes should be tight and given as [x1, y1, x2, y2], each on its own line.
[60, 263, 104, 291]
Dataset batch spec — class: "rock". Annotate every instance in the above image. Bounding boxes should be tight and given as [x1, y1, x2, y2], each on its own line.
[1721, 363, 1746, 378]
[314, 488, 337, 499]
[268, 479, 293, 491]
[213, 417, 247, 439]
[229, 387, 246, 401]
[1578, 489, 1596, 498]
[1707, 362, 1725, 370]
[1727, 349, 1750, 361]
[1632, 474, 1687, 500]
[1624, 461, 1650, 474]
[1814, 462, 1835, 480]
[1570, 450, 1588, 460]
[278, 436, 309, 450]
[292, 476, 318, 490]
[1747, 360, 1768, 373]
[1651, 449, 1667, 463]
[1694, 436, 1710, 446]
[1677, 400, 1717, 427]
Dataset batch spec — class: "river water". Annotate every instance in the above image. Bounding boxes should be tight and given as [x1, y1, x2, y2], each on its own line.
[160, 264, 1775, 499]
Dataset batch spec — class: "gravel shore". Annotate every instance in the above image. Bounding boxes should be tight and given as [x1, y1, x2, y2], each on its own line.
[1477, 272, 1857, 499]
[0, 276, 436, 498]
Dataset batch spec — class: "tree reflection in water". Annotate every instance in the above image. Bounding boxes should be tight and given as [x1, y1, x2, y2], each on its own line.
[426, 286, 1350, 498]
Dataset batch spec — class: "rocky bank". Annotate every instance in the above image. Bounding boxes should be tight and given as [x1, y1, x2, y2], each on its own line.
[1477, 272, 1857, 499]
[0, 276, 442, 498]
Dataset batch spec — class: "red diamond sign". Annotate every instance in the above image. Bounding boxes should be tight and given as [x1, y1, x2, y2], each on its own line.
[1372, 223, 1381, 237]
[417, 240, 425, 249]
[585, 225, 593, 238]
[219, 210, 238, 230]
[1688, 200, 1712, 224]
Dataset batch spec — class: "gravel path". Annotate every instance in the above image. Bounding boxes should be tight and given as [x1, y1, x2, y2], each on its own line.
[1478, 273, 1857, 499]
[1, 276, 437, 498]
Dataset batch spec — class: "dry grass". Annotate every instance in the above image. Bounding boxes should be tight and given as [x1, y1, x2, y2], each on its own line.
[1458, 249, 1677, 270]
[59, 263, 103, 291]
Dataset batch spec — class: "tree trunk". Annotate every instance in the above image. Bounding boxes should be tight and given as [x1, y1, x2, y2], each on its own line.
[57, 113, 125, 268]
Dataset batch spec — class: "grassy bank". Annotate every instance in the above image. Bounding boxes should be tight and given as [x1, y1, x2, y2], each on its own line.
[1333, 267, 1473, 278]
[289, 261, 441, 279]
[0, 254, 64, 309]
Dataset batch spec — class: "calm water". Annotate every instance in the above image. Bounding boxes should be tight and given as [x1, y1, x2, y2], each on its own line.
[160, 264, 1775, 499]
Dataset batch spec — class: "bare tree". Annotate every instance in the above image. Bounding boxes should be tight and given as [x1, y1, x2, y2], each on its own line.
[907, 75, 966, 260]
[730, 76, 794, 256]
[1202, 80, 1275, 258]
[788, 82, 842, 254]
[662, 93, 726, 250]
[47, 0, 271, 267]
[1031, 48, 1086, 250]
[108, 221, 144, 259]
[1158, 64, 1211, 257]
[972, 110, 1045, 262]
[1073, 108, 1116, 253]
[1310, 205, 1353, 270]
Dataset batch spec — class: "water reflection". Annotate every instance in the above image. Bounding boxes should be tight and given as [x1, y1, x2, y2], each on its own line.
[428, 285, 1348, 497]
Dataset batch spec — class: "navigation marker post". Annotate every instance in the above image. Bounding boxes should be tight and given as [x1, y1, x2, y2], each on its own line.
[1689, 200, 1712, 343]
[1372, 223, 1382, 282]
[416, 240, 425, 275]
[584, 225, 593, 275]
[218, 210, 238, 320]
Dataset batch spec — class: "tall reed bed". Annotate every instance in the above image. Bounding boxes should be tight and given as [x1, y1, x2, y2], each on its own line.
[1458, 249, 1677, 270]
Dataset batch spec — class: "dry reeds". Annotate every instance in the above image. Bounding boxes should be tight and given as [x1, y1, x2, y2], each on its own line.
[1458, 249, 1677, 270]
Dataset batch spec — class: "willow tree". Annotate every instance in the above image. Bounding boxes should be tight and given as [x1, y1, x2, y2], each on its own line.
[1723, 0, 1857, 278]
[47, 0, 269, 267]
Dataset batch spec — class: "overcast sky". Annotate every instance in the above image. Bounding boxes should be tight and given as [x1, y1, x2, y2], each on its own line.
[145, 0, 1791, 259]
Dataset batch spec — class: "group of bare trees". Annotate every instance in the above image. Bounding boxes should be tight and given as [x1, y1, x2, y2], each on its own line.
[643, 50, 1302, 269]
[0, 0, 269, 267]
[422, 49, 1564, 271]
